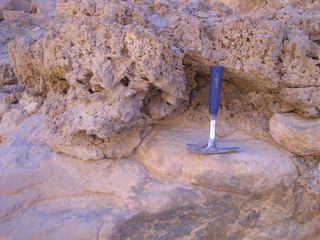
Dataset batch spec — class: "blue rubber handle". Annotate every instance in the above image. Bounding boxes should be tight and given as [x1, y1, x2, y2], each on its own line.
[209, 66, 223, 115]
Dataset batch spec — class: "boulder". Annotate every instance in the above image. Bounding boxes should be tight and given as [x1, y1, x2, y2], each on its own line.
[270, 113, 320, 157]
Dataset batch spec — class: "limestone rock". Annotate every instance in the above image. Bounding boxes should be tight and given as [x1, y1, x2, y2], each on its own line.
[270, 113, 320, 156]
[9, 14, 187, 159]
[6, 0, 320, 159]
[0, 108, 25, 139]
[136, 126, 298, 195]
[0, 114, 319, 240]
[1, 0, 320, 239]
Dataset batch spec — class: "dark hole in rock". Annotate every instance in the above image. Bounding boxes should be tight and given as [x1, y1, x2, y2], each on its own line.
[311, 56, 319, 60]
[140, 84, 163, 118]
[88, 88, 94, 94]
[120, 77, 130, 87]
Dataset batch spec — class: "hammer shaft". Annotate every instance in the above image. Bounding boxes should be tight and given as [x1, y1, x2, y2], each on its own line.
[209, 114, 216, 142]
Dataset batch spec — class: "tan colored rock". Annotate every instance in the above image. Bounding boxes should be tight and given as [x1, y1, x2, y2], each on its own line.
[0, 108, 25, 139]
[0, 114, 319, 240]
[0, 114, 205, 239]
[270, 113, 320, 156]
[136, 127, 298, 194]
[9, 15, 187, 159]
[7, 0, 320, 160]
[0, 1, 319, 239]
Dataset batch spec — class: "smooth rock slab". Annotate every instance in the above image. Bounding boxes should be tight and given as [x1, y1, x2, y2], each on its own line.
[270, 113, 320, 157]
[137, 126, 298, 195]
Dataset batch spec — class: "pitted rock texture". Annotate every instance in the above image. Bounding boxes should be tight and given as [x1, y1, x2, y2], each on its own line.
[1, 1, 320, 238]
[7, 0, 320, 159]
[9, 15, 188, 159]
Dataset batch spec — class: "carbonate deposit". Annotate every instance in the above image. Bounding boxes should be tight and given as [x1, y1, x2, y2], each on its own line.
[0, 0, 319, 239]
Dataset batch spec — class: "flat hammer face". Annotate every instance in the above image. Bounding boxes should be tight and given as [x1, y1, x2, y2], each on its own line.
[186, 66, 239, 155]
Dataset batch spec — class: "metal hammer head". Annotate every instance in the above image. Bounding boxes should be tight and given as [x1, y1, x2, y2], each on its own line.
[187, 140, 239, 155]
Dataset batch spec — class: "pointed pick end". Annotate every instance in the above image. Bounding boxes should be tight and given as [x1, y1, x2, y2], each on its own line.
[186, 143, 204, 154]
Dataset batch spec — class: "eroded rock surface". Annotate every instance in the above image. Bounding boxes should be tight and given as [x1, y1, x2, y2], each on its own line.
[270, 113, 320, 156]
[0, 0, 320, 239]
[137, 127, 298, 194]
[6, 0, 320, 159]
[0, 114, 319, 240]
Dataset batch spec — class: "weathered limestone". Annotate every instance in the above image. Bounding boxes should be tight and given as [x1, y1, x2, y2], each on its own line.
[0, 114, 319, 240]
[270, 113, 320, 157]
[0, 0, 319, 239]
[9, 15, 187, 159]
[6, 0, 320, 160]
[136, 127, 298, 194]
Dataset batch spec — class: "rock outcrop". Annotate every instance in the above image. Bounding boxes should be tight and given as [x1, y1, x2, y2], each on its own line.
[0, 113, 319, 240]
[0, 0, 320, 239]
[270, 113, 320, 157]
[137, 127, 297, 194]
[7, 0, 320, 160]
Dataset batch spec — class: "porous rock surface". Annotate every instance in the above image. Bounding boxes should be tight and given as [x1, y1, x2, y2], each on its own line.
[7, 0, 320, 159]
[0, 0, 320, 239]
